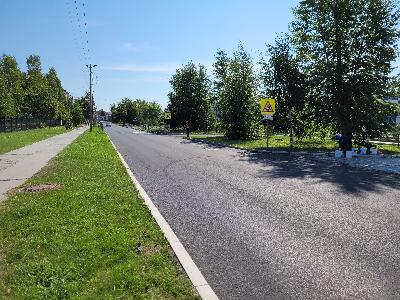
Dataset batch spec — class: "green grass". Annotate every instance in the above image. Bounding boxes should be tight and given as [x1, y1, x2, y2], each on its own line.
[0, 127, 69, 154]
[191, 135, 337, 152]
[0, 128, 199, 299]
[191, 135, 400, 155]
[373, 143, 400, 155]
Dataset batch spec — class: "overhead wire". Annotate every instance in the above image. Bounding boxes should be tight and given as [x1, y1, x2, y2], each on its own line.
[66, 0, 97, 98]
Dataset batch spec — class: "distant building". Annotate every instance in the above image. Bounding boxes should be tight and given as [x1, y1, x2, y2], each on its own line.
[96, 110, 112, 121]
[385, 98, 400, 124]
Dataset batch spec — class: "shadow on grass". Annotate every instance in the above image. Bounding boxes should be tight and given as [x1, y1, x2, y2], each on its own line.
[243, 152, 400, 195]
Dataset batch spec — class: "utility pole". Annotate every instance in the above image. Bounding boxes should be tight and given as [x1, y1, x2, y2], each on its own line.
[86, 64, 97, 131]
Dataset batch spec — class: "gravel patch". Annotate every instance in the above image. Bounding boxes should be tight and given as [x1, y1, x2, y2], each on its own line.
[315, 154, 400, 175]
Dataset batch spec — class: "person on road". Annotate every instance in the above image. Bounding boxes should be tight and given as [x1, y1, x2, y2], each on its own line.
[185, 120, 190, 138]
[332, 133, 352, 157]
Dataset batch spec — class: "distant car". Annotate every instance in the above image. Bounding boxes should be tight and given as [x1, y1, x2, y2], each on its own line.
[106, 122, 111, 127]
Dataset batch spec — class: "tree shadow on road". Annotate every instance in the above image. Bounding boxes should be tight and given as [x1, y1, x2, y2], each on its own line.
[241, 152, 400, 195]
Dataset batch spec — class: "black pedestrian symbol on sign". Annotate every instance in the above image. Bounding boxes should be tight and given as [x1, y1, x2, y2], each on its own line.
[262, 101, 274, 113]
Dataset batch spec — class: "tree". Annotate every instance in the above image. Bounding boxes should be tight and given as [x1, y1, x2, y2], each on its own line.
[45, 67, 67, 119]
[218, 43, 260, 139]
[71, 101, 85, 126]
[260, 35, 306, 142]
[0, 53, 78, 122]
[387, 74, 400, 98]
[167, 62, 212, 131]
[392, 124, 400, 146]
[0, 55, 25, 118]
[292, 0, 400, 144]
[110, 98, 162, 126]
[212, 50, 230, 130]
[77, 92, 91, 121]
[98, 109, 106, 117]
[0, 70, 14, 118]
[140, 101, 162, 125]
[23, 55, 58, 119]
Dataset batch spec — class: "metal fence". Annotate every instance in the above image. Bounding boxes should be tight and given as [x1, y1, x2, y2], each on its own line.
[0, 118, 65, 133]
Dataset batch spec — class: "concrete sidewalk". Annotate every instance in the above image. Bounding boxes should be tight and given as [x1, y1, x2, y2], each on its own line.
[0, 126, 87, 202]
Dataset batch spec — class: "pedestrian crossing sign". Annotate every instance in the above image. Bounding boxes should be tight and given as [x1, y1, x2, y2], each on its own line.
[164, 112, 172, 120]
[260, 98, 276, 116]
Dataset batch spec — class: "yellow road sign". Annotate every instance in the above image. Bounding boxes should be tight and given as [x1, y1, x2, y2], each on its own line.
[164, 112, 172, 120]
[260, 98, 276, 116]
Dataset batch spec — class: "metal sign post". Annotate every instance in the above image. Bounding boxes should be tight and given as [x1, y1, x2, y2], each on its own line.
[164, 111, 171, 131]
[263, 115, 273, 150]
[260, 98, 276, 151]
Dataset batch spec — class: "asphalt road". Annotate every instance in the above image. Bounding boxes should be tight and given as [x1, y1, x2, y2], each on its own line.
[107, 125, 400, 300]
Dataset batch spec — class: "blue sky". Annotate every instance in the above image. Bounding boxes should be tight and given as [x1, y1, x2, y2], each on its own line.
[1, 0, 299, 111]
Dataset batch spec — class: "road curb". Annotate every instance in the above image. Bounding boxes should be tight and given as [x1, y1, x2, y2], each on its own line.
[106, 133, 219, 300]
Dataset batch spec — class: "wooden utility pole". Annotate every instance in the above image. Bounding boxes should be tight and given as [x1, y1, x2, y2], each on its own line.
[86, 64, 97, 131]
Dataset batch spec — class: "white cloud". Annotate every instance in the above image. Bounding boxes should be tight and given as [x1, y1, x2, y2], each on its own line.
[120, 42, 139, 52]
[101, 63, 179, 73]
[117, 42, 156, 53]
[102, 61, 216, 74]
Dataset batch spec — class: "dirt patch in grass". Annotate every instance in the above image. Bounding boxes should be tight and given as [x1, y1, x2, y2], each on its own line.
[135, 243, 163, 256]
[21, 183, 62, 193]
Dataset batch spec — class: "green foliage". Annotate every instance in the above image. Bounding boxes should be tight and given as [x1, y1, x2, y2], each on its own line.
[0, 71, 14, 118]
[45, 67, 69, 120]
[260, 35, 306, 135]
[24, 55, 60, 119]
[212, 50, 229, 120]
[0, 55, 24, 118]
[386, 74, 400, 97]
[391, 124, 400, 146]
[217, 44, 260, 139]
[111, 98, 162, 126]
[291, 0, 400, 141]
[167, 62, 212, 131]
[77, 92, 91, 120]
[70, 101, 85, 126]
[98, 109, 106, 117]
[0, 54, 84, 122]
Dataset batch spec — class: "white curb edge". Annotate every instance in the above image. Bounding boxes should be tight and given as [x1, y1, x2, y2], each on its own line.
[106, 133, 219, 300]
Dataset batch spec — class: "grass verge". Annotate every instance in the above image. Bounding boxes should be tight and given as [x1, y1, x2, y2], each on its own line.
[191, 135, 400, 155]
[191, 135, 337, 152]
[0, 127, 69, 154]
[0, 128, 199, 299]
[373, 143, 400, 155]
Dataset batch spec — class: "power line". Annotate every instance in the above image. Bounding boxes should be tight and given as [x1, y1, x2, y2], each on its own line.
[66, 0, 94, 97]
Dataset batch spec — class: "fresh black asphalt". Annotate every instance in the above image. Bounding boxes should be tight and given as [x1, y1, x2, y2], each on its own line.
[107, 125, 400, 300]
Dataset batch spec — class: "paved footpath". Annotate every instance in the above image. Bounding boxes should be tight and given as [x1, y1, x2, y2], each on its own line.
[0, 126, 87, 202]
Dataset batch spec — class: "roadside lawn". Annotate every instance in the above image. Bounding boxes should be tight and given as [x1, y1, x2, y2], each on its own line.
[373, 143, 400, 155]
[0, 127, 69, 154]
[191, 135, 337, 152]
[191, 135, 400, 155]
[0, 128, 199, 299]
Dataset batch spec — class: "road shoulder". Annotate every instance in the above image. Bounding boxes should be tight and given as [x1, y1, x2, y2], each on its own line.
[106, 132, 219, 300]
